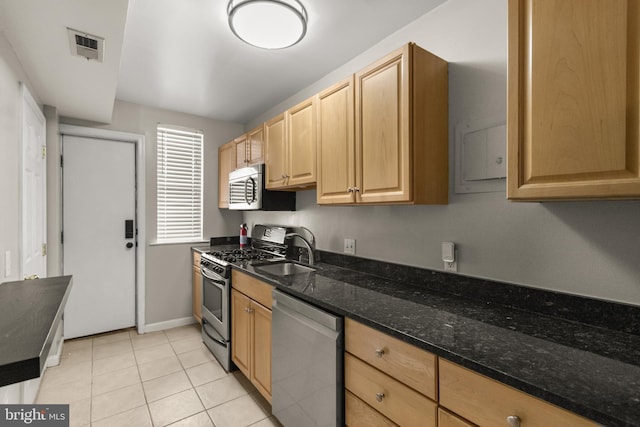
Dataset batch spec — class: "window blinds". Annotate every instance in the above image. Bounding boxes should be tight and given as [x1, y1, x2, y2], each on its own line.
[157, 125, 203, 242]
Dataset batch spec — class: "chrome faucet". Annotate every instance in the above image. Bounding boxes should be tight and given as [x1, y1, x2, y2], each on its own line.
[285, 232, 315, 266]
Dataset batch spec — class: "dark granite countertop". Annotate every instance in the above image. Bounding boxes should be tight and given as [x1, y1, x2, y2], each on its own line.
[0, 276, 73, 387]
[206, 243, 640, 427]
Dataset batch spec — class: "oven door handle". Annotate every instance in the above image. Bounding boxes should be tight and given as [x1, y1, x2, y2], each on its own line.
[201, 269, 227, 286]
[202, 318, 228, 348]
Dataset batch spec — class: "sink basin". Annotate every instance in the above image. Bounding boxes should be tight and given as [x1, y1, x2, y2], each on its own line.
[255, 261, 315, 276]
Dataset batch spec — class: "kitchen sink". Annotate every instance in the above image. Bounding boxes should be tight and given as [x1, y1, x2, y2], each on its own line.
[254, 260, 315, 276]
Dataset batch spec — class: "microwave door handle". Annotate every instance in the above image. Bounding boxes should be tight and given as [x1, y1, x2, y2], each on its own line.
[245, 178, 256, 204]
[249, 178, 256, 202]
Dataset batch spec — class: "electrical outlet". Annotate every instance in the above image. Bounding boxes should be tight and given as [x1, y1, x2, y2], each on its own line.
[344, 238, 356, 255]
[444, 261, 457, 272]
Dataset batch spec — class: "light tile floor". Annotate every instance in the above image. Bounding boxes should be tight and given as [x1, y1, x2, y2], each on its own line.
[36, 324, 282, 427]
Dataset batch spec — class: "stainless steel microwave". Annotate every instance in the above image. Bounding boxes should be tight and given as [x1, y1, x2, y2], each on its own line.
[228, 164, 296, 211]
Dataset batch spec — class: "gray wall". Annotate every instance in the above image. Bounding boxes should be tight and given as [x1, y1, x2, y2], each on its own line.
[244, 0, 640, 306]
[61, 100, 244, 325]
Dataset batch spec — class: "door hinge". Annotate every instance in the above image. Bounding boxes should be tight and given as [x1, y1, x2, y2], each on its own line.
[61, 231, 64, 244]
[60, 154, 63, 168]
[42, 243, 47, 256]
[42, 146, 46, 159]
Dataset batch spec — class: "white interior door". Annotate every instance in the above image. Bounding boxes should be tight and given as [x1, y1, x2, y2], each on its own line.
[62, 135, 136, 339]
[21, 83, 46, 280]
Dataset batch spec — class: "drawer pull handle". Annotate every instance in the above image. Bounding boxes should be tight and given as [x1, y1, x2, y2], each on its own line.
[506, 415, 521, 427]
[375, 348, 385, 358]
[375, 392, 385, 402]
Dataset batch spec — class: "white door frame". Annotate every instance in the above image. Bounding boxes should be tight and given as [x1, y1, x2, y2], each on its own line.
[59, 124, 147, 334]
[20, 83, 47, 280]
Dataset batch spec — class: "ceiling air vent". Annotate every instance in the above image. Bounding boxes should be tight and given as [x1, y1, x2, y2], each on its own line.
[67, 28, 104, 62]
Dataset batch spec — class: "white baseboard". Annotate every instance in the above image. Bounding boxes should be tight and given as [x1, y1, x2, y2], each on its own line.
[142, 316, 197, 334]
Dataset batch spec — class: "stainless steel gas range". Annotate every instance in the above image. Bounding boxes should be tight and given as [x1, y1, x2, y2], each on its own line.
[200, 224, 311, 371]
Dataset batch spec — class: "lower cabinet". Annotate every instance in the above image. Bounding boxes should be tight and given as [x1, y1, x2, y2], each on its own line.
[438, 359, 597, 427]
[344, 318, 437, 427]
[231, 271, 274, 403]
[346, 317, 598, 427]
[437, 408, 475, 427]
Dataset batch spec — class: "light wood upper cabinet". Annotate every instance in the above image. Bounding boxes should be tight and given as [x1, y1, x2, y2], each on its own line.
[317, 43, 448, 205]
[507, 0, 640, 200]
[235, 125, 265, 169]
[317, 77, 357, 204]
[266, 98, 317, 189]
[218, 141, 236, 208]
[265, 113, 287, 189]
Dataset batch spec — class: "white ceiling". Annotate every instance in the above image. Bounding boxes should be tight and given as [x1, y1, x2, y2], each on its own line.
[1, 0, 447, 124]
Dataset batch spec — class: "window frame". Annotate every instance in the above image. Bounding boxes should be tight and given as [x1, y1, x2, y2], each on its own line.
[156, 124, 204, 244]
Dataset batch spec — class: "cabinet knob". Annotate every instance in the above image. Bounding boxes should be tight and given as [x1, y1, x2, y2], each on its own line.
[353, 187, 360, 192]
[347, 187, 353, 193]
[506, 415, 521, 427]
[245, 307, 253, 313]
[375, 392, 385, 402]
[375, 348, 385, 358]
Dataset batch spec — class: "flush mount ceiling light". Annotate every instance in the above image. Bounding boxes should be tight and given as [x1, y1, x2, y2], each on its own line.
[227, 0, 308, 49]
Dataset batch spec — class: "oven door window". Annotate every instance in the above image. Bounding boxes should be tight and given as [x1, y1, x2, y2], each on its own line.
[203, 278, 223, 323]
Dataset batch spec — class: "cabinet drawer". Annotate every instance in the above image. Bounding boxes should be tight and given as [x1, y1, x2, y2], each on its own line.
[346, 391, 398, 427]
[345, 318, 437, 400]
[439, 359, 597, 427]
[345, 353, 436, 427]
[232, 270, 274, 308]
[438, 408, 475, 427]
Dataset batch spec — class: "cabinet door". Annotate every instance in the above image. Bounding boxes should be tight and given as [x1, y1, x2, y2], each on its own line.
[247, 124, 264, 166]
[355, 44, 411, 203]
[286, 97, 317, 187]
[317, 77, 356, 204]
[231, 289, 251, 377]
[192, 265, 202, 324]
[234, 134, 248, 169]
[265, 113, 288, 189]
[218, 141, 236, 208]
[508, 0, 640, 200]
[251, 301, 272, 402]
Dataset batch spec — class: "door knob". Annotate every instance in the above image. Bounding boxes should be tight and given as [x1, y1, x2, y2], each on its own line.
[126, 242, 134, 249]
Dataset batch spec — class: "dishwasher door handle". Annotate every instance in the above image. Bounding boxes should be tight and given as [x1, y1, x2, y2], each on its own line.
[272, 289, 341, 331]
[272, 299, 341, 341]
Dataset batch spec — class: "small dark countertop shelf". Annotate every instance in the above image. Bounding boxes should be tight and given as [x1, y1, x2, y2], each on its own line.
[204, 243, 640, 427]
[0, 276, 73, 388]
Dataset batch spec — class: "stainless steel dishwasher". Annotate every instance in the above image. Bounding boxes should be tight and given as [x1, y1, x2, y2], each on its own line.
[272, 289, 344, 427]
